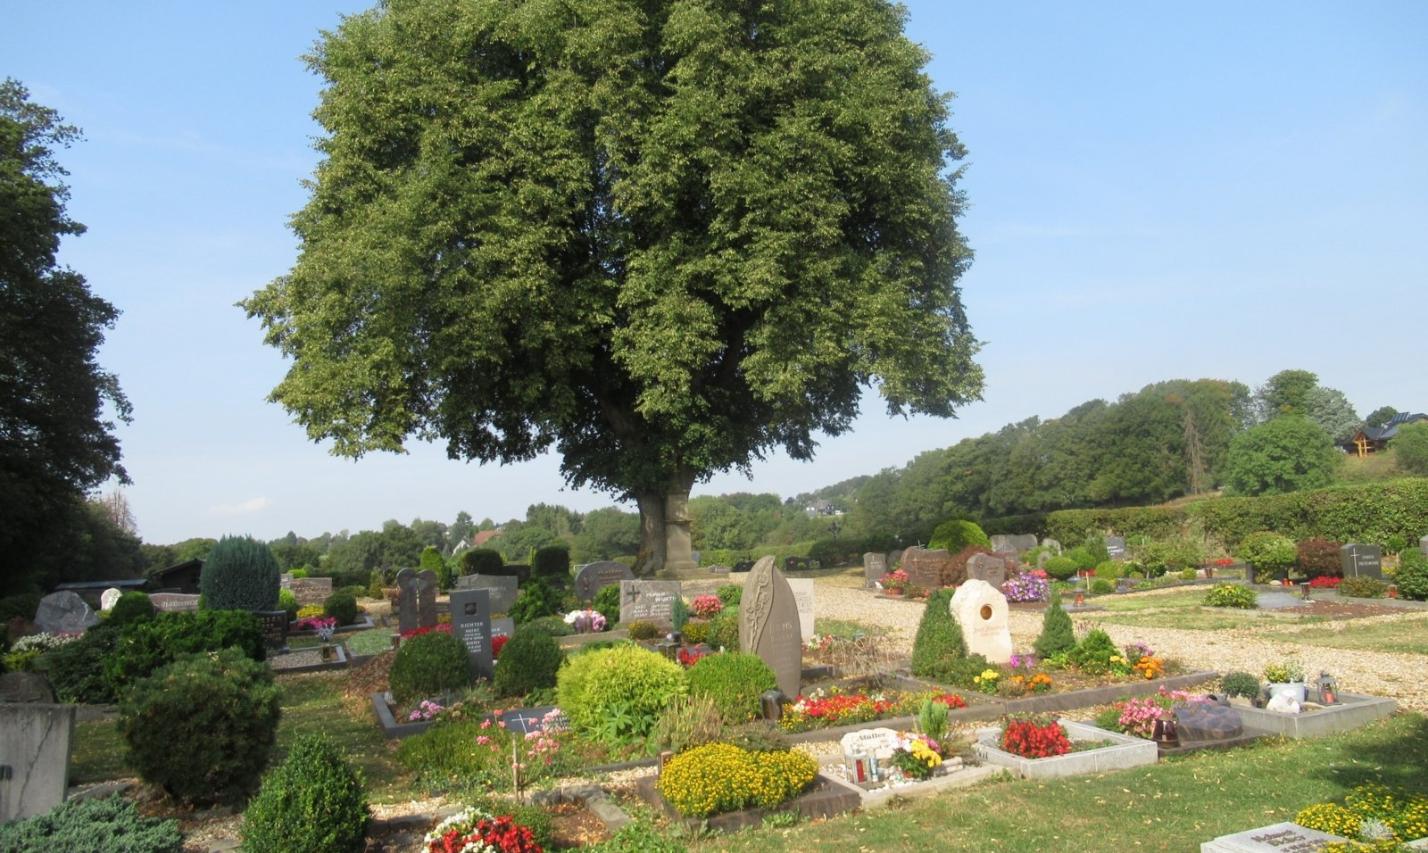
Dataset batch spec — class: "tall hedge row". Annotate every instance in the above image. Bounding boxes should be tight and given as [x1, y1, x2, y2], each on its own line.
[1045, 478, 1428, 550]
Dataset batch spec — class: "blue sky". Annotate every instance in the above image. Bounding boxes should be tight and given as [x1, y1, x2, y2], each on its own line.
[5, 2, 1426, 544]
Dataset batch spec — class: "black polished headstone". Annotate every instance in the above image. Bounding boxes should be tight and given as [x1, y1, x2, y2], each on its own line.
[449, 588, 493, 679]
[1339, 544, 1383, 579]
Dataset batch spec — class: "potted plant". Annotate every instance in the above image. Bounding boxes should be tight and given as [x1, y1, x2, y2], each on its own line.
[1263, 661, 1306, 704]
[880, 569, 909, 596]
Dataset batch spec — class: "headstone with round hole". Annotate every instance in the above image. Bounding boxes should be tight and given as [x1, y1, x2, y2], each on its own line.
[948, 579, 1011, 664]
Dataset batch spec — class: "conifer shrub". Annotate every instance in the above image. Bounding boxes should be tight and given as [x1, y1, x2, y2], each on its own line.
[389, 632, 471, 704]
[910, 588, 967, 682]
[240, 734, 369, 853]
[324, 589, 359, 626]
[1067, 629, 1119, 674]
[460, 548, 504, 577]
[509, 578, 561, 624]
[928, 519, 990, 553]
[108, 591, 155, 627]
[200, 535, 281, 611]
[493, 626, 563, 698]
[366, 569, 385, 600]
[556, 644, 687, 745]
[0, 795, 182, 853]
[1033, 592, 1076, 659]
[119, 648, 280, 804]
[593, 583, 621, 624]
[1044, 555, 1079, 580]
[44, 623, 121, 704]
[533, 545, 571, 586]
[106, 610, 265, 690]
[686, 652, 777, 724]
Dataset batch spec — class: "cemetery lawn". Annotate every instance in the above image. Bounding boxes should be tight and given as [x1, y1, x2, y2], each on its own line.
[1092, 608, 1322, 632]
[1254, 615, 1428, 656]
[704, 713, 1428, 853]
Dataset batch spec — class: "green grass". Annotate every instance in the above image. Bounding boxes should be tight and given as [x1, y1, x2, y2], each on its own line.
[70, 672, 410, 802]
[1095, 590, 1219, 612]
[702, 714, 1428, 853]
[1255, 616, 1428, 656]
[1093, 608, 1323, 632]
[814, 618, 890, 639]
[344, 627, 397, 656]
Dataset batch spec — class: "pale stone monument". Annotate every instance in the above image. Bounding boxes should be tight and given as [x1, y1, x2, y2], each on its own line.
[949, 579, 1012, 664]
[664, 493, 697, 573]
[739, 556, 802, 698]
[100, 587, 123, 611]
[787, 578, 815, 640]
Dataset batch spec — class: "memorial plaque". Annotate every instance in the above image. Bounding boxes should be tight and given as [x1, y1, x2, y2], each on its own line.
[149, 592, 200, 612]
[574, 561, 635, 601]
[255, 610, 289, 653]
[282, 576, 333, 606]
[901, 546, 955, 590]
[1104, 536, 1127, 560]
[862, 552, 887, 589]
[1201, 821, 1350, 852]
[449, 588, 493, 679]
[839, 727, 900, 761]
[966, 553, 1009, 588]
[787, 578, 815, 640]
[619, 580, 682, 627]
[739, 556, 801, 698]
[1338, 544, 1383, 579]
[491, 617, 516, 639]
[456, 574, 518, 613]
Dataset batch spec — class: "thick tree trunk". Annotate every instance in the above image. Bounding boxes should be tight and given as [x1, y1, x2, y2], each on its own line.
[634, 474, 697, 577]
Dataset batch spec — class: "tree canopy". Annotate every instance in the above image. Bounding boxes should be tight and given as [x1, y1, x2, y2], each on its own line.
[0, 79, 132, 589]
[243, 0, 982, 572]
[1222, 415, 1338, 497]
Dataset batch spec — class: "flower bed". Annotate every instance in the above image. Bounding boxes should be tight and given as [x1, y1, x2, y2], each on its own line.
[635, 769, 859, 834]
[973, 718, 1158, 779]
[424, 806, 544, 852]
[779, 688, 966, 733]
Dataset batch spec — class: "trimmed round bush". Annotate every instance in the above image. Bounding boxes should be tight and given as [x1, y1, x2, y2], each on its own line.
[1204, 584, 1258, 609]
[1397, 549, 1428, 601]
[521, 614, 574, 637]
[556, 644, 687, 745]
[707, 607, 740, 651]
[532, 545, 571, 585]
[910, 588, 967, 682]
[1221, 671, 1261, 699]
[119, 648, 280, 804]
[593, 583, 621, 624]
[1044, 555, 1078, 581]
[200, 535, 281, 612]
[44, 624, 121, 704]
[389, 631, 471, 704]
[0, 795, 182, 853]
[278, 588, 299, 620]
[687, 652, 777, 724]
[657, 743, 816, 818]
[1033, 592, 1076, 658]
[106, 610, 266, 691]
[460, 548, 504, 576]
[240, 734, 369, 853]
[1236, 531, 1298, 579]
[509, 578, 561, 624]
[107, 591, 155, 627]
[324, 589, 359, 626]
[928, 519, 989, 553]
[493, 626, 564, 698]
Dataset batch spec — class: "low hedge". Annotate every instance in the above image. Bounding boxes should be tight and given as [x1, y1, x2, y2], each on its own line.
[0, 796, 182, 853]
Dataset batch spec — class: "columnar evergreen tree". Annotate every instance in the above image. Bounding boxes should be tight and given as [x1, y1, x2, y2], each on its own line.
[1033, 590, 1076, 658]
[243, 0, 982, 574]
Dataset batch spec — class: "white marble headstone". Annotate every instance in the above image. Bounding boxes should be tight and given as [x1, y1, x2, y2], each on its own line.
[787, 578, 814, 640]
[100, 587, 123, 611]
[839, 727, 900, 761]
[949, 579, 1012, 664]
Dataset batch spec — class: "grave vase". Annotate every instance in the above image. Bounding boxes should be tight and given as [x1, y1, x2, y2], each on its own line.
[320, 644, 336, 662]
[1266, 682, 1306, 704]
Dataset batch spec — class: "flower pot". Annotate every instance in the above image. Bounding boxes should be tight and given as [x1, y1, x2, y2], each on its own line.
[320, 644, 336, 662]
[1388, 585, 1399, 599]
[885, 589, 904, 597]
[1267, 682, 1306, 704]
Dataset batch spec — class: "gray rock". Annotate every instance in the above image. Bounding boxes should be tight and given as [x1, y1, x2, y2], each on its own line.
[1040, 538, 1062, 555]
[33, 592, 98, 634]
[0, 672, 56, 704]
[1175, 703, 1243, 740]
[0, 703, 74, 821]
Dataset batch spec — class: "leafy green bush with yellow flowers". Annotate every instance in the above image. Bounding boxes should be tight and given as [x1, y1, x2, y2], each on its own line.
[656, 742, 817, 818]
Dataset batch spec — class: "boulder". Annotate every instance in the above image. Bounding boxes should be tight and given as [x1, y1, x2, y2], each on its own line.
[33, 592, 98, 634]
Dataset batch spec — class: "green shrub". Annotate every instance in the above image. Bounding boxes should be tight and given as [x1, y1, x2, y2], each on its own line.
[493, 627, 563, 698]
[532, 545, 571, 585]
[1064, 546, 1098, 571]
[1223, 415, 1338, 496]
[1092, 561, 1120, 580]
[1082, 535, 1112, 564]
[1068, 629, 1119, 674]
[240, 733, 368, 853]
[0, 795, 182, 853]
[44, 624, 121, 704]
[107, 591, 155, 627]
[593, 583, 621, 625]
[1204, 584, 1258, 609]
[200, 535, 281, 612]
[910, 589, 968, 683]
[686, 652, 777, 724]
[626, 620, 660, 640]
[324, 589, 359, 626]
[389, 631, 471, 704]
[1390, 421, 1428, 475]
[1090, 578, 1115, 594]
[0, 592, 42, 625]
[556, 644, 687, 745]
[1138, 537, 1204, 577]
[1044, 508, 1186, 551]
[366, 570, 385, 600]
[289, 567, 309, 579]
[672, 597, 690, 632]
[1296, 538, 1343, 578]
[460, 548, 505, 577]
[928, 519, 990, 553]
[1043, 555, 1078, 581]
[657, 743, 816, 818]
[1033, 592, 1076, 658]
[277, 588, 299, 620]
[106, 610, 265, 691]
[707, 607, 741, 651]
[119, 648, 280, 804]
[716, 584, 742, 606]
[1221, 671, 1261, 699]
[1397, 549, 1428, 601]
[682, 620, 710, 644]
[651, 694, 725, 754]
[1193, 479, 1428, 549]
[1338, 576, 1386, 599]
[1179, 568, 1197, 580]
[1236, 531, 1298, 578]
[509, 578, 561, 624]
[520, 615, 574, 637]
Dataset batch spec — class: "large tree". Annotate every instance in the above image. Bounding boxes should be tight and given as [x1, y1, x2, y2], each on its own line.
[0, 79, 131, 589]
[245, 0, 982, 573]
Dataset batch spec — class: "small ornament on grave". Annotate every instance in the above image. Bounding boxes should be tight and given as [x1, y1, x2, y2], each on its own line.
[760, 688, 786, 721]
[1151, 711, 1179, 747]
[1317, 672, 1339, 705]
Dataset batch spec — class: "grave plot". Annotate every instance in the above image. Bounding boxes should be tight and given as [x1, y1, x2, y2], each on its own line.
[816, 725, 1001, 809]
[1232, 692, 1398, 739]
[973, 717, 1158, 779]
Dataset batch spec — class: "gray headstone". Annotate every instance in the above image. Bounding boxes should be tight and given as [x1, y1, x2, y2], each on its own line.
[99, 588, 122, 611]
[282, 576, 333, 606]
[148, 592, 200, 612]
[966, 553, 1009, 588]
[886, 549, 903, 571]
[1104, 536, 1127, 560]
[1041, 538, 1062, 554]
[255, 610, 289, 652]
[416, 570, 439, 627]
[1339, 544, 1383, 579]
[1036, 550, 1053, 569]
[862, 552, 887, 588]
[0, 672, 56, 705]
[33, 592, 98, 634]
[395, 568, 420, 632]
[787, 578, 815, 640]
[0, 704, 75, 821]
[619, 580, 682, 627]
[739, 556, 802, 698]
[456, 574, 518, 613]
[574, 561, 635, 601]
[1200, 822, 1350, 852]
[901, 546, 955, 589]
[449, 588, 493, 679]
[491, 617, 516, 639]
[989, 534, 1038, 556]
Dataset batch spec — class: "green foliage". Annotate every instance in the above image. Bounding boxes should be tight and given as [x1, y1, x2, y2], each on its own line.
[681, 620, 709, 644]
[1195, 479, 1428, 549]
[1221, 671, 1261, 699]
[1064, 546, 1098, 571]
[686, 652, 777, 724]
[389, 632, 471, 704]
[672, 597, 690, 632]
[1204, 584, 1258, 608]
[1093, 561, 1120, 580]
[43, 623, 120, 703]
[1068, 629, 1119, 674]
[1237, 531, 1298, 576]
[366, 569, 385, 600]
[107, 610, 265, 691]
[1223, 416, 1338, 496]
[520, 615, 574, 637]
[420, 545, 453, 592]
[107, 590, 155, 627]
[278, 588, 299, 620]
[1396, 549, 1428, 601]
[1033, 593, 1076, 658]
[324, 589, 359, 626]
[460, 548, 504, 577]
[716, 584, 742, 607]
[119, 648, 280, 804]
[918, 698, 951, 743]
[657, 743, 817, 818]
[240, 734, 369, 853]
[0, 592, 42, 625]
[200, 535, 281, 612]
[1043, 555, 1079, 580]
[1338, 576, 1387, 599]
[532, 545, 571, 585]
[493, 627, 563, 698]
[1296, 538, 1343, 578]
[1137, 536, 1204, 577]
[910, 589, 968, 682]
[593, 583, 622, 624]
[509, 578, 562, 624]
[928, 519, 990, 553]
[651, 694, 725, 754]
[707, 607, 741, 651]
[0, 795, 182, 853]
[626, 620, 661, 641]
[1090, 578, 1115, 594]
[556, 645, 687, 745]
[1044, 507, 1188, 549]
[1393, 422, 1428, 475]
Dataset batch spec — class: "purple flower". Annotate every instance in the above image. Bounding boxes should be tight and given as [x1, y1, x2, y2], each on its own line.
[1002, 573, 1050, 603]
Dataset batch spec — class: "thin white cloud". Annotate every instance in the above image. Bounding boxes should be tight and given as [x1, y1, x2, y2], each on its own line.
[208, 496, 271, 517]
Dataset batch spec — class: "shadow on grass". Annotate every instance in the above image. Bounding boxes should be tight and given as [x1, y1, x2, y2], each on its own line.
[1308, 712, 1428, 794]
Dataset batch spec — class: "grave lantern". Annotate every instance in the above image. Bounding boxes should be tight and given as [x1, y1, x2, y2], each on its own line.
[1151, 710, 1178, 748]
[1317, 672, 1339, 705]
[760, 689, 786, 722]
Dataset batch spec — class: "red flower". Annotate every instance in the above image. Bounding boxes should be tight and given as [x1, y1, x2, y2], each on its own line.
[402, 623, 454, 639]
[492, 634, 509, 657]
[1000, 718, 1072, 759]
[934, 693, 967, 709]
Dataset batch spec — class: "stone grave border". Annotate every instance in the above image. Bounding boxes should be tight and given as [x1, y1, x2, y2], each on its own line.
[973, 718, 1158, 779]
[1232, 692, 1397, 739]
[556, 628, 629, 651]
[270, 644, 350, 676]
[815, 757, 1002, 810]
[531, 784, 632, 835]
[372, 691, 437, 739]
[287, 615, 376, 637]
[634, 772, 860, 834]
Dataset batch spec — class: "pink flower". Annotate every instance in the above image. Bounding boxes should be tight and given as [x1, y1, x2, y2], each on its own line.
[476, 735, 491, 746]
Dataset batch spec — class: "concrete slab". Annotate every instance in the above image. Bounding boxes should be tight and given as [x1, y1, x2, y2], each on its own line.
[973, 719, 1158, 779]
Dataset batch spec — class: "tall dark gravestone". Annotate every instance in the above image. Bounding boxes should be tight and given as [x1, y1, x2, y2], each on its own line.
[1104, 536, 1127, 560]
[1339, 544, 1383, 579]
[395, 568, 420, 632]
[574, 561, 635, 601]
[739, 556, 801, 699]
[449, 588, 494, 679]
[255, 610, 289, 653]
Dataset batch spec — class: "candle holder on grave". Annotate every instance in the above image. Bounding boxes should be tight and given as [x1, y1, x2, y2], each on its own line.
[1151, 711, 1179, 748]
[760, 689, 787, 722]
[1316, 672, 1339, 706]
